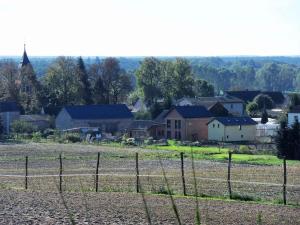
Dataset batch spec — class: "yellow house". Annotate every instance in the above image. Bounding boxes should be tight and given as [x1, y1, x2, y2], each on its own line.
[207, 117, 257, 142]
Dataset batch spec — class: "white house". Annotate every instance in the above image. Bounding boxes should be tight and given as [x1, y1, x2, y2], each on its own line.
[288, 105, 300, 127]
[207, 116, 257, 142]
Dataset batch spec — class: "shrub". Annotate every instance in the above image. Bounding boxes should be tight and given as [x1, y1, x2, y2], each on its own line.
[32, 132, 42, 142]
[64, 134, 81, 143]
[231, 193, 259, 201]
[11, 120, 38, 134]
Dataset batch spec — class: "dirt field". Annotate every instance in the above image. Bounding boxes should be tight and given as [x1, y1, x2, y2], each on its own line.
[0, 142, 299, 224]
[0, 190, 299, 225]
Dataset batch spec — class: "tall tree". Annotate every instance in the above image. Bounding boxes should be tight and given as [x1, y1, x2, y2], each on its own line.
[42, 57, 78, 107]
[253, 94, 274, 110]
[136, 57, 162, 105]
[76, 57, 93, 104]
[193, 79, 214, 97]
[0, 61, 20, 102]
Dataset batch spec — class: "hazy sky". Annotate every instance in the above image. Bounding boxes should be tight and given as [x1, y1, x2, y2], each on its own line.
[0, 0, 299, 56]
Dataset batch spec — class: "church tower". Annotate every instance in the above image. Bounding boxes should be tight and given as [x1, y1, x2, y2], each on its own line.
[17, 45, 40, 113]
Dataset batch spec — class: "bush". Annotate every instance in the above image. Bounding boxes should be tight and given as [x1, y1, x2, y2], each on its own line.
[11, 120, 38, 134]
[32, 132, 42, 142]
[231, 193, 258, 202]
[64, 134, 81, 143]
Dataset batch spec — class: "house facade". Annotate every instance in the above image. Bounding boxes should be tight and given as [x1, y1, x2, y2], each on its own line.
[55, 104, 133, 133]
[208, 117, 257, 142]
[164, 106, 212, 141]
[175, 96, 244, 116]
[288, 105, 300, 127]
[0, 102, 20, 134]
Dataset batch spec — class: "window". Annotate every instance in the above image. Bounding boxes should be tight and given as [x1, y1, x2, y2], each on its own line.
[295, 116, 299, 122]
[239, 125, 242, 130]
[175, 120, 181, 129]
[167, 120, 171, 128]
[167, 131, 171, 139]
[230, 104, 233, 109]
[227, 135, 229, 139]
[217, 124, 220, 128]
[213, 124, 215, 128]
[241, 134, 244, 138]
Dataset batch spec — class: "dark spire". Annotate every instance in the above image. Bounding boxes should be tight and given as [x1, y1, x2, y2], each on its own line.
[20, 44, 30, 67]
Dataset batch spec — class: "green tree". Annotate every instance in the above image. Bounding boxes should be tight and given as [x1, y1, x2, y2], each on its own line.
[253, 94, 274, 110]
[92, 57, 132, 104]
[136, 57, 162, 105]
[193, 78, 214, 97]
[261, 109, 268, 124]
[276, 120, 300, 160]
[75, 57, 93, 104]
[42, 57, 78, 107]
[246, 102, 258, 116]
[289, 93, 300, 109]
[172, 58, 195, 99]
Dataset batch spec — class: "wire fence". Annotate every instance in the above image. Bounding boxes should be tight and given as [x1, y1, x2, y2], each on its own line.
[0, 150, 299, 205]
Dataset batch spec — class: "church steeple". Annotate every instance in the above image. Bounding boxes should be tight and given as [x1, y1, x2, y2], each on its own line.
[20, 44, 31, 67]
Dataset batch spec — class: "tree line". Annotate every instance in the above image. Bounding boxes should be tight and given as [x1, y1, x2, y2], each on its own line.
[0, 56, 214, 115]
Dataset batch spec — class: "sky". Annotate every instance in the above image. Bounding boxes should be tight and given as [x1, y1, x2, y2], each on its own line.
[0, 0, 299, 56]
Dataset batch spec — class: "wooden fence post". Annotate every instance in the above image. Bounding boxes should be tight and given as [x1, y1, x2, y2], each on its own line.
[25, 156, 28, 190]
[180, 152, 186, 196]
[227, 152, 232, 199]
[136, 152, 140, 193]
[59, 154, 63, 193]
[283, 157, 287, 205]
[95, 152, 100, 192]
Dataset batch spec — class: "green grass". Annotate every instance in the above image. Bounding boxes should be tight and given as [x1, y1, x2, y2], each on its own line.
[145, 142, 300, 166]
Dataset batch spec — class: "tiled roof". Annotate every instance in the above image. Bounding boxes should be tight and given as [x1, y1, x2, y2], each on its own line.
[209, 116, 257, 126]
[0, 102, 19, 113]
[63, 104, 133, 120]
[170, 106, 212, 118]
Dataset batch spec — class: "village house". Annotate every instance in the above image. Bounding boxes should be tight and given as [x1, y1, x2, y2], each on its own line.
[164, 105, 212, 141]
[0, 102, 20, 134]
[207, 116, 257, 142]
[55, 104, 133, 133]
[175, 96, 244, 116]
[288, 105, 300, 127]
[128, 120, 165, 139]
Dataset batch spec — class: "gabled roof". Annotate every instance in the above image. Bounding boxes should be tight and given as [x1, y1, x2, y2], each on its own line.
[154, 110, 169, 123]
[0, 102, 19, 113]
[226, 90, 285, 104]
[63, 104, 133, 120]
[167, 106, 212, 119]
[289, 105, 300, 113]
[208, 116, 257, 126]
[129, 120, 164, 130]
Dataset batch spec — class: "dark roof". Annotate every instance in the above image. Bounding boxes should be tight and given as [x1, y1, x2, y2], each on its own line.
[169, 106, 212, 118]
[262, 91, 285, 104]
[226, 91, 260, 103]
[154, 110, 169, 123]
[20, 49, 31, 67]
[129, 120, 164, 130]
[226, 91, 285, 104]
[0, 102, 19, 113]
[289, 105, 300, 113]
[63, 104, 133, 120]
[209, 116, 257, 126]
[175, 96, 244, 106]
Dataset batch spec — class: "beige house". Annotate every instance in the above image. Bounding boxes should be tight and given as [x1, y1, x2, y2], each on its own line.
[164, 106, 212, 141]
[208, 117, 257, 142]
